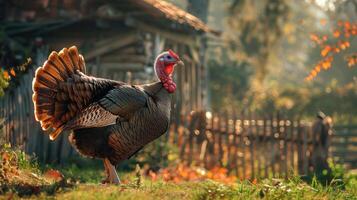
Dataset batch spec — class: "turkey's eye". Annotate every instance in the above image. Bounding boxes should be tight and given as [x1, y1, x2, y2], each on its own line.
[166, 55, 172, 60]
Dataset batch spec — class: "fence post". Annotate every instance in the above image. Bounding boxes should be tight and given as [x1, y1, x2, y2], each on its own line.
[283, 117, 288, 178]
[232, 111, 239, 176]
[263, 116, 268, 178]
[249, 110, 255, 179]
[218, 112, 223, 167]
[303, 125, 308, 175]
[240, 111, 247, 179]
[270, 113, 276, 177]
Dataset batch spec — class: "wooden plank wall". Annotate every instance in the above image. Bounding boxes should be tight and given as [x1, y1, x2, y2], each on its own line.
[0, 66, 77, 163]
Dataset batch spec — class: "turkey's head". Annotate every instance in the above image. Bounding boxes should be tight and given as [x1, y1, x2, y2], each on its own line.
[154, 50, 184, 93]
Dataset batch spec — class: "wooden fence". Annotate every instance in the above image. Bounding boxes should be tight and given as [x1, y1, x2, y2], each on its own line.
[168, 111, 330, 179]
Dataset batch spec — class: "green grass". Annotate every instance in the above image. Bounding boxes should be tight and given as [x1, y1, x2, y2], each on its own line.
[1, 144, 356, 199]
[2, 174, 357, 200]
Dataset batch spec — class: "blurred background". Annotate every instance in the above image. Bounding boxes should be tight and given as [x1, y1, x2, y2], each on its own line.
[0, 0, 356, 184]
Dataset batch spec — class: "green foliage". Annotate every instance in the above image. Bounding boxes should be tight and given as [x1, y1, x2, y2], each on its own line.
[0, 143, 39, 174]
[256, 82, 357, 123]
[0, 143, 70, 197]
[208, 60, 252, 111]
[0, 69, 9, 97]
[129, 136, 179, 172]
[227, 0, 290, 82]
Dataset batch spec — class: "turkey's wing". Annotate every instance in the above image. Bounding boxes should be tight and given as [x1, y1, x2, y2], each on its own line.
[98, 85, 148, 120]
[55, 71, 122, 127]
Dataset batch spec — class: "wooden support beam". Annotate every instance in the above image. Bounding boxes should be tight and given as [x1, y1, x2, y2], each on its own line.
[100, 62, 145, 71]
[125, 17, 198, 46]
[86, 33, 138, 60]
[101, 54, 147, 63]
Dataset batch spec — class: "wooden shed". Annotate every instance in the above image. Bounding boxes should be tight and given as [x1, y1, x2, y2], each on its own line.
[1, 0, 217, 163]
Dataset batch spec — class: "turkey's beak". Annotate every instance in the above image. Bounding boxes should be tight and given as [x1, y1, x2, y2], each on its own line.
[176, 60, 184, 67]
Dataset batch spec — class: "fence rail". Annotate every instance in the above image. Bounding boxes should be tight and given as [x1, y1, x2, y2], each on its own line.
[331, 125, 357, 168]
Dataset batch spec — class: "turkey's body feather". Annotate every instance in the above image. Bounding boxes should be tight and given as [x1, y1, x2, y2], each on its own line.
[69, 82, 170, 165]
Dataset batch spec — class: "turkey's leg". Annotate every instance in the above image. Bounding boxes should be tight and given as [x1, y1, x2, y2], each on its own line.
[102, 159, 110, 184]
[103, 158, 120, 184]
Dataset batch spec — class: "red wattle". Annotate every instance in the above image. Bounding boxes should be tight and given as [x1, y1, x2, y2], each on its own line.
[162, 78, 176, 93]
[164, 64, 174, 75]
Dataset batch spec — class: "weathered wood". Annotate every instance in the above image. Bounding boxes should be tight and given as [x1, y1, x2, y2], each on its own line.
[303, 126, 308, 175]
[297, 120, 304, 174]
[270, 114, 276, 177]
[125, 17, 197, 46]
[232, 112, 239, 176]
[100, 63, 145, 71]
[249, 111, 255, 179]
[283, 119, 288, 178]
[241, 112, 246, 179]
[217, 112, 223, 166]
[263, 117, 268, 178]
[101, 54, 147, 63]
[85, 34, 138, 60]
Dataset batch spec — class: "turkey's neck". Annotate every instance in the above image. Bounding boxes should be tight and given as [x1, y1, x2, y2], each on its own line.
[141, 81, 163, 96]
[141, 82, 171, 106]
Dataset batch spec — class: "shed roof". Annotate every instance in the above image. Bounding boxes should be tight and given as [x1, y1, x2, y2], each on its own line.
[3, 0, 218, 35]
[131, 0, 218, 35]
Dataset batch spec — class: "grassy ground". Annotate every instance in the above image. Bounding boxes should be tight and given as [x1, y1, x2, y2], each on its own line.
[1, 145, 356, 200]
[2, 176, 357, 200]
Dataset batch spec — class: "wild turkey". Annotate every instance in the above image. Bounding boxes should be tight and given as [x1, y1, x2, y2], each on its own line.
[32, 46, 183, 184]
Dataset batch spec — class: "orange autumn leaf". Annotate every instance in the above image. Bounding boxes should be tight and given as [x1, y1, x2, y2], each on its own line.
[1, 152, 10, 161]
[344, 41, 350, 47]
[333, 30, 340, 38]
[321, 45, 331, 57]
[340, 42, 347, 50]
[322, 61, 331, 69]
[44, 169, 64, 182]
[315, 66, 321, 72]
[3, 71, 10, 80]
[347, 59, 355, 67]
[333, 47, 340, 53]
[252, 178, 258, 185]
[352, 29, 357, 35]
[10, 68, 16, 77]
[311, 69, 317, 76]
[344, 21, 351, 29]
[346, 54, 357, 67]
[310, 33, 320, 44]
[149, 170, 158, 181]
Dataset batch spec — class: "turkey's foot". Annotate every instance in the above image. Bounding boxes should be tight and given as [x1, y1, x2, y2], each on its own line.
[103, 158, 120, 184]
[101, 177, 110, 184]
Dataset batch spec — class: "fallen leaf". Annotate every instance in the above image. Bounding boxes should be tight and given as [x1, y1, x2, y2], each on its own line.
[44, 169, 64, 182]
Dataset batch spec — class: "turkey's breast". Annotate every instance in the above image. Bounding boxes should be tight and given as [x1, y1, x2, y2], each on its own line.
[69, 82, 171, 165]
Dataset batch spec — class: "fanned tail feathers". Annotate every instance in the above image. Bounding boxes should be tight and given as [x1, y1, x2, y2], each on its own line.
[32, 46, 86, 140]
